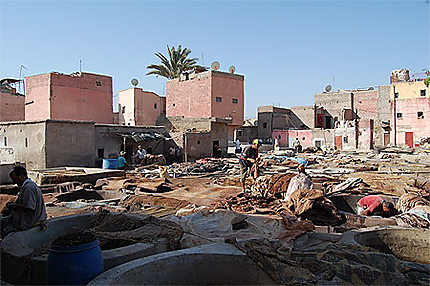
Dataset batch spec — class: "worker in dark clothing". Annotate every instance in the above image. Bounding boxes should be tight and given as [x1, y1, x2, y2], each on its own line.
[1, 166, 47, 238]
[239, 139, 261, 192]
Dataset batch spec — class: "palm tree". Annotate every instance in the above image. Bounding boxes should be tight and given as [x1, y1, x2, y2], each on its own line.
[146, 45, 199, 79]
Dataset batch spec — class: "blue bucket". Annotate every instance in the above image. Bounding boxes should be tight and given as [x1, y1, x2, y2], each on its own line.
[47, 238, 104, 285]
[102, 159, 118, 169]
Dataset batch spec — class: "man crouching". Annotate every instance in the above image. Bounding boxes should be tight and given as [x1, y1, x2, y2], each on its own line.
[1, 166, 47, 238]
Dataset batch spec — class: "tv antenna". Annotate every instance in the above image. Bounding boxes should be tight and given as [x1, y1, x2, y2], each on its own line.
[229, 65, 236, 74]
[211, 61, 220, 71]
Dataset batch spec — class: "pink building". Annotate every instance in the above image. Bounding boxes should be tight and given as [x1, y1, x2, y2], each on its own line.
[118, 87, 166, 126]
[0, 79, 25, 122]
[390, 80, 430, 147]
[272, 129, 313, 148]
[25, 72, 113, 124]
[166, 70, 244, 139]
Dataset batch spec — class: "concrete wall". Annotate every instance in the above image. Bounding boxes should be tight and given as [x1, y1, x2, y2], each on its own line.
[312, 129, 335, 150]
[45, 121, 95, 168]
[390, 81, 430, 146]
[118, 88, 135, 126]
[272, 129, 312, 148]
[184, 132, 212, 161]
[290, 106, 315, 128]
[26, 72, 113, 124]
[0, 121, 47, 169]
[235, 126, 258, 143]
[0, 92, 25, 122]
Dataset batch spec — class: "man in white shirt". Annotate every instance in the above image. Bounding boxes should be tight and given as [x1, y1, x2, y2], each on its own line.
[134, 145, 147, 165]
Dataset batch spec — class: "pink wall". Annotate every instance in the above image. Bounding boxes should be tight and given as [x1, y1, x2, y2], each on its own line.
[272, 130, 313, 147]
[391, 97, 430, 146]
[0, 91, 25, 122]
[25, 73, 51, 120]
[166, 75, 212, 118]
[354, 91, 378, 120]
[211, 73, 244, 126]
[135, 90, 164, 126]
[26, 72, 113, 123]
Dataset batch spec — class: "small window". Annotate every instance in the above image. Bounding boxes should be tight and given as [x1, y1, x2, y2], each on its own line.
[421, 90, 426, 97]
[122, 106, 126, 113]
[3, 137, 7, 146]
[154, 103, 157, 109]
[173, 103, 176, 107]
[216, 97, 222, 102]
[197, 140, 201, 145]
[232, 98, 238, 104]
[418, 111, 424, 119]
[397, 113, 403, 119]
[25, 138, 28, 148]
[263, 122, 267, 128]
[394, 92, 399, 99]
[302, 137, 306, 141]
[237, 130, 243, 136]
[343, 136, 348, 143]
[96, 81, 101, 86]
[97, 148, 104, 158]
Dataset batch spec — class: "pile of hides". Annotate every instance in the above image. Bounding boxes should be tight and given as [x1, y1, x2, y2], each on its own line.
[284, 173, 314, 201]
[144, 154, 166, 165]
[215, 190, 280, 215]
[283, 188, 344, 226]
[231, 238, 430, 286]
[169, 209, 314, 249]
[332, 178, 363, 193]
[251, 173, 296, 198]
[396, 193, 430, 213]
[395, 205, 430, 228]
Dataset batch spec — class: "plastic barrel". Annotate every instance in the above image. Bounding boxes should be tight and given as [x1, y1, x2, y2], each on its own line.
[47, 239, 104, 285]
[102, 159, 118, 169]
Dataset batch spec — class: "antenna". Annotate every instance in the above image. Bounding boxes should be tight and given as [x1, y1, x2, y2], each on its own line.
[201, 52, 204, 66]
[211, 61, 220, 71]
[79, 60, 82, 72]
[325, 84, 332, 92]
[229, 65, 236, 74]
[131, 78, 139, 87]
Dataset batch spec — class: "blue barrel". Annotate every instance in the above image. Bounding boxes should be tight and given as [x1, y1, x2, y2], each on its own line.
[102, 159, 118, 169]
[47, 239, 104, 285]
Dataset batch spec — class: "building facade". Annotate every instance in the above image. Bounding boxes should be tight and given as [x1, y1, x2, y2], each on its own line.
[118, 88, 166, 126]
[25, 72, 113, 124]
[0, 79, 25, 122]
[166, 70, 244, 139]
[390, 80, 430, 147]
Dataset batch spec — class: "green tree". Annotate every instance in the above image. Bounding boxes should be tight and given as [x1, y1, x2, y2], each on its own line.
[146, 45, 199, 79]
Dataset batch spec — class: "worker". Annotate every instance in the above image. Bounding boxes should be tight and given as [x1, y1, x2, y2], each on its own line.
[117, 151, 128, 170]
[274, 137, 280, 151]
[293, 138, 302, 153]
[134, 145, 147, 165]
[356, 195, 397, 217]
[1, 166, 47, 238]
[239, 139, 261, 192]
[235, 139, 241, 154]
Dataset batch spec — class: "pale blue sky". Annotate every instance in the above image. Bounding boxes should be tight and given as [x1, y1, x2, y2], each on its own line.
[1, 0, 429, 117]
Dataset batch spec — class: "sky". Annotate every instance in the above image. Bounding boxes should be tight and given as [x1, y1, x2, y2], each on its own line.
[1, 0, 429, 118]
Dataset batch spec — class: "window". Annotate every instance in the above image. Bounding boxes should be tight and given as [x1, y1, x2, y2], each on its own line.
[397, 113, 403, 119]
[418, 111, 424, 119]
[263, 122, 267, 128]
[122, 106, 126, 113]
[421, 90, 427, 97]
[237, 130, 243, 136]
[394, 92, 399, 99]
[232, 98, 238, 104]
[96, 81, 101, 86]
[343, 136, 348, 143]
[25, 138, 28, 148]
[216, 97, 222, 102]
[3, 137, 7, 147]
[97, 148, 104, 158]
[173, 103, 176, 107]
[302, 137, 306, 141]
[197, 140, 201, 145]
[154, 103, 157, 109]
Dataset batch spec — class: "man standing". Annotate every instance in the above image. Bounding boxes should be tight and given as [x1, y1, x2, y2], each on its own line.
[134, 145, 147, 165]
[235, 139, 241, 154]
[1, 166, 47, 238]
[239, 139, 261, 192]
[293, 138, 302, 153]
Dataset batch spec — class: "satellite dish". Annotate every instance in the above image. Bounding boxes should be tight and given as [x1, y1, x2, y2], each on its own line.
[211, 61, 220, 71]
[368, 87, 374, 90]
[131, 78, 139, 86]
[325, 84, 332, 92]
[229, 66, 236, 74]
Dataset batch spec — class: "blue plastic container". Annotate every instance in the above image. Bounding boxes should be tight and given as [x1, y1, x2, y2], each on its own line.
[47, 239, 104, 285]
[102, 158, 118, 169]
